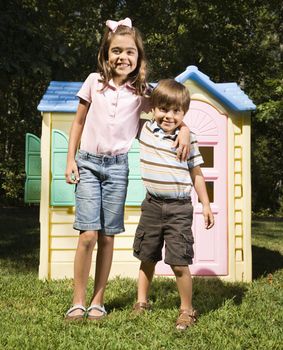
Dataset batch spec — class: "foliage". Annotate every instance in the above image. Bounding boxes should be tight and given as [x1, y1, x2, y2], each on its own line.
[251, 78, 283, 213]
[0, 0, 282, 213]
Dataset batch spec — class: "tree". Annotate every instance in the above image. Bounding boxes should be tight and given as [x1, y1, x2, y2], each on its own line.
[0, 0, 282, 214]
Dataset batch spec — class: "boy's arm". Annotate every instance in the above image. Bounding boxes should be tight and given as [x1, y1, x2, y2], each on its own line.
[190, 166, 214, 229]
[172, 121, 190, 162]
[65, 98, 90, 184]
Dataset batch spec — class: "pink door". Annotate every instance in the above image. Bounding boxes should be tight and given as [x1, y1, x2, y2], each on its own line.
[155, 100, 228, 276]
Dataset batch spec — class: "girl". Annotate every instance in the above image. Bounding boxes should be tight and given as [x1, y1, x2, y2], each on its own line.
[64, 18, 190, 321]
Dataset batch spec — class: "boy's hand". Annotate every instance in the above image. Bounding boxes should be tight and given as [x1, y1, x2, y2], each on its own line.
[65, 160, 80, 184]
[173, 125, 190, 161]
[203, 204, 214, 229]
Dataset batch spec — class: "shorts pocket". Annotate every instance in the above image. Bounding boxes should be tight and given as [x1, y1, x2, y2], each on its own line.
[181, 231, 194, 259]
[133, 229, 145, 254]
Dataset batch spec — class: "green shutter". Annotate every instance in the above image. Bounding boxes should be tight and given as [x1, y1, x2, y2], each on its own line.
[125, 139, 145, 206]
[50, 133, 143, 207]
[24, 133, 41, 203]
[51, 130, 75, 206]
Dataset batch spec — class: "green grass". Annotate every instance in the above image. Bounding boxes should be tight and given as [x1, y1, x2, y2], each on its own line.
[0, 209, 282, 350]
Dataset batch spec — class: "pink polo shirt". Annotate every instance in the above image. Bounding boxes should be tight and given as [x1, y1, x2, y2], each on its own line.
[77, 73, 150, 155]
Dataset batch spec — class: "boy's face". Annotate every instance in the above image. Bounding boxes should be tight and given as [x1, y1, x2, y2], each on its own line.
[153, 106, 185, 134]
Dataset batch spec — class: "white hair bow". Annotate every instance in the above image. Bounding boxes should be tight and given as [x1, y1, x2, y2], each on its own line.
[106, 17, 132, 32]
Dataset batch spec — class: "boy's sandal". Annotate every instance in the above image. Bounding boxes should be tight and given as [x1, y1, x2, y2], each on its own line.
[133, 302, 151, 313]
[86, 304, 107, 321]
[176, 309, 198, 330]
[65, 304, 86, 321]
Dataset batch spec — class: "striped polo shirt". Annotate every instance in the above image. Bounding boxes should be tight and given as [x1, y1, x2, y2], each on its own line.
[139, 120, 204, 199]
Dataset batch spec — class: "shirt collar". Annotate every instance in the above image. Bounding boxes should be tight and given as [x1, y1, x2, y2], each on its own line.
[149, 121, 179, 140]
[108, 79, 136, 91]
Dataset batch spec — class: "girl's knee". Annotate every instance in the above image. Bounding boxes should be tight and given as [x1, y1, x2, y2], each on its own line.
[98, 234, 114, 248]
[79, 230, 98, 248]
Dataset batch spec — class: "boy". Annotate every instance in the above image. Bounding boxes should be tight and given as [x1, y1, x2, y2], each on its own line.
[133, 79, 214, 330]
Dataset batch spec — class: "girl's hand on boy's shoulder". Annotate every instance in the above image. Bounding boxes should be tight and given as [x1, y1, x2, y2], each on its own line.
[65, 160, 80, 184]
[202, 204, 214, 229]
[173, 126, 190, 161]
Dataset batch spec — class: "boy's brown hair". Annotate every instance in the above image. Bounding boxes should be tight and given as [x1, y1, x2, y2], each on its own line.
[151, 79, 190, 113]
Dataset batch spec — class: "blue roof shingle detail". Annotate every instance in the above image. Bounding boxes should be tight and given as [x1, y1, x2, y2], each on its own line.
[37, 81, 83, 112]
[175, 65, 256, 111]
[37, 67, 256, 113]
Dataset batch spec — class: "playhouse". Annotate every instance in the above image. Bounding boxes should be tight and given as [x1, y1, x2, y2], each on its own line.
[25, 66, 256, 282]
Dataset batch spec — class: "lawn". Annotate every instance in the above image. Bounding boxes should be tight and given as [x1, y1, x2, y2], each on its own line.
[0, 208, 282, 350]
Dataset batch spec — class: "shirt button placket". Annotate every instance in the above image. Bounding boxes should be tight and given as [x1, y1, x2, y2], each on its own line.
[110, 90, 119, 118]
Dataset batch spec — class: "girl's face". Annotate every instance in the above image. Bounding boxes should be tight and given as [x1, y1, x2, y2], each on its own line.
[108, 34, 138, 85]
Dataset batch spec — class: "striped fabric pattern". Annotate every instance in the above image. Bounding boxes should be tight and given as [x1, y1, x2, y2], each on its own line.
[139, 121, 203, 199]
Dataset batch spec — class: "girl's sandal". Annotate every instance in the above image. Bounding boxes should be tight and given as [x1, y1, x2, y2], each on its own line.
[86, 304, 107, 321]
[65, 304, 86, 321]
[176, 309, 197, 330]
[133, 302, 151, 314]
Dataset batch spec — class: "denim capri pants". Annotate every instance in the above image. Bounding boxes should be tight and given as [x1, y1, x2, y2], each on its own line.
[73, 150, 129, 235]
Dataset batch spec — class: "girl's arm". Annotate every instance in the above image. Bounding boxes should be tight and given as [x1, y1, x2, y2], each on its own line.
[173, 122, 190, 161]
[136, 118, 147, 140]
[65, 99, 90, 184]
[190, 166, 214, 229]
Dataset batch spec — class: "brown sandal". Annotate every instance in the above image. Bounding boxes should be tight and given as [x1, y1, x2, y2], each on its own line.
[133, 302, 151, 314]
[176, 309, 197, 330]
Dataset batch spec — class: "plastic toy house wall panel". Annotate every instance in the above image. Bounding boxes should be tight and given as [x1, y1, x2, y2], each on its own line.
[229, 112, 252, 282]
[126, 139, 146, 205]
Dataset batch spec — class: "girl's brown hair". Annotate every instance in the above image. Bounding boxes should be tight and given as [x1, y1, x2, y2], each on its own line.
[151, 79, 191, 113]
[97, 25, 147, 96]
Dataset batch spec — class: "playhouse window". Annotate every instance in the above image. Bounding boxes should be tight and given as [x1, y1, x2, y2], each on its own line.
[198, 181, 214, 203]
[199, 146, 214, 168]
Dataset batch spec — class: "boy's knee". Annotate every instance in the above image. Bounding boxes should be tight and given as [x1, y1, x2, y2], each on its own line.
[140, 260, 156, 270]
[171, 265, 188, 277]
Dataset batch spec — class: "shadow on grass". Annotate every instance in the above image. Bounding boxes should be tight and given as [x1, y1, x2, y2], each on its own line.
[107, 274, 247, 315]
[252, 245, 283, 279]
[0, 207, 40, 272]
[156, 276, 246, 314]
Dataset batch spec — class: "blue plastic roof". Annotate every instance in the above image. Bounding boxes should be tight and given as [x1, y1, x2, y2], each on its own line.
[37, 66, 256, 112]
[37, 81, 83, 112]
[175, 66, 256, 111]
